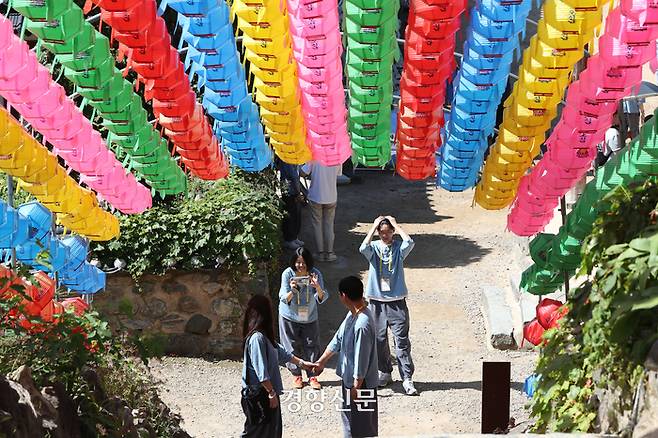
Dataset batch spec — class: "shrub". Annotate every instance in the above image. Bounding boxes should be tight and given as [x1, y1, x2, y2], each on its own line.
[0, 276, 186, 437]
[92, 169, 283, 280]
[531, 181, 658, 433]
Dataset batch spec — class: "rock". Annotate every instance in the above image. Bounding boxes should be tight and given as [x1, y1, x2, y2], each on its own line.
[166, 333, 209, 356]
[123, 319, 153, 330]
[104, 397, 138, 438]
[161, 313, 186, 331]
[162, 279, 188, 294]
[142, 298, 168, 319]
[185, 314, 212, 335]
[0, 375, 43, 437]
[238, 271, 269, 296]
[633, 371, 658, 438]
[216, 319, 237, 338]
[81, 368, 107, 405]
[132, 279, 156, 295]
[644, 341, 658, 371]
[211, 298, 239, 318]
[598, 384, 632, 434]
[41, 383, 81, 438]
[202, 282, 223, 296]
[178, 296, 200, 313]
[7, 366, 59, 430]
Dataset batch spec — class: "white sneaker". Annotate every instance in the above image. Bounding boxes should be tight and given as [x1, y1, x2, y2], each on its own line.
[325, 252, 337, 262]
[283, 240, 301, 249]
[378, 372, 392, 388]
[293, 239, 305, 247]
[402, 379, 418, 396]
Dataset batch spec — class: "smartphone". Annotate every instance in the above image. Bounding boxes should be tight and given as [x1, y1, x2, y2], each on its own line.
[292, 276, 310, 283]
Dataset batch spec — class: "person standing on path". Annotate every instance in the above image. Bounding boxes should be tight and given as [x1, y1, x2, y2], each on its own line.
[301, 161, 341, 262]
[278, 247, 328, 390]
[276, 157, 305, 250]
[620, 96, 644, 143]
[314, 276, 379, 438]
[240, 295, 314, 438]
[359, 216, 418, 396]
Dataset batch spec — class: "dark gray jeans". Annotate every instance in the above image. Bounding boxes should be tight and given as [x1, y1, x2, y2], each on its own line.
[368, 299, 415, 380]
[340, 385, 378, 438]
[279, 317, 321, 377]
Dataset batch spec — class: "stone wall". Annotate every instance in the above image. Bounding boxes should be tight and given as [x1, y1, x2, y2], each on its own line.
[92, 266, 270, 358]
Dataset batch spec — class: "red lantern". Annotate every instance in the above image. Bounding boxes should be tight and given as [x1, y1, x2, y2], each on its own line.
[523, 319, 546, 346]
[101, 1, 155, 34]
[61, 297, 89, 316]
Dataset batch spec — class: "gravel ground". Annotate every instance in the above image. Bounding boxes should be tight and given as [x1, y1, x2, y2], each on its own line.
[151, 173, 537, 437]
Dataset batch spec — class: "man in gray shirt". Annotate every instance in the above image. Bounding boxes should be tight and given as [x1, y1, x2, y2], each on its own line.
[314, 276, 378, 438]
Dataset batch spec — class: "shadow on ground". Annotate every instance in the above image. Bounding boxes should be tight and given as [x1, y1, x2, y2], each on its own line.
[300, 380, 525, 395]
[394, 233, 491, 269]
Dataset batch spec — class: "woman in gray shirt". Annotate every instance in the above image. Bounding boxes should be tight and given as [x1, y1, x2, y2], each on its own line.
[241, 295, 314, 438]
[278, 247, 329, 390]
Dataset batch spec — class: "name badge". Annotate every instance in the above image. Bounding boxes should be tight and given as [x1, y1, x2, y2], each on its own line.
[380, 277, 391, 292]
[297, 305, 310, 322]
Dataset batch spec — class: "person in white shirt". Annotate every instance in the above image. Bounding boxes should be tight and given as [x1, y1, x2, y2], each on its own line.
[301, 161, 341, 262]
[604, 125, 621, 156]
[596, 124, 621, 168]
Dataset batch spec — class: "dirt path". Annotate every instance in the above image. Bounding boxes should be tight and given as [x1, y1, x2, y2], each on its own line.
[152, 171, 536, 437]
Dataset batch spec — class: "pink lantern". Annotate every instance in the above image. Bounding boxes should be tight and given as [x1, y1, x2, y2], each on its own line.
[547, 139, 598, 171]
[578, 55, 642, 91]
[599, 34, 656, 68]
[566, 82, 618, 116]
[606, 7, 658, 42]
[621, 0, 658, 26]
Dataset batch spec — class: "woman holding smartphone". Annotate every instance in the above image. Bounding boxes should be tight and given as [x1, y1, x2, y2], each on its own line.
[278, 247, 328, 389]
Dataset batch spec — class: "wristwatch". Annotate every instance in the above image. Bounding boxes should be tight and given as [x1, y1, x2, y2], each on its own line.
[268, 390, 276, 399]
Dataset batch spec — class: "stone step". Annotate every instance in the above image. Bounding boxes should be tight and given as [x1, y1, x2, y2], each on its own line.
[481, 285, 517, 350]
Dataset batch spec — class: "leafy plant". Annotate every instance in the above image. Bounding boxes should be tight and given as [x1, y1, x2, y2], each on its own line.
[531, 180, 658, 433]
[0, 277, 186, 437]
[0, 176, 34, 206]
[92, 169, 283, 280]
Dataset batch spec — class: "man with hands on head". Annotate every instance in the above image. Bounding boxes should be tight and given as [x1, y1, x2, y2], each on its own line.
[313, 276, 378, 438]
[360, 215, 417, 396]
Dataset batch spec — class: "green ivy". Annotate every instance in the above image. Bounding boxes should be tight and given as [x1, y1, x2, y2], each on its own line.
[531, 180, 658, 433]
[91, 169, 283, 280]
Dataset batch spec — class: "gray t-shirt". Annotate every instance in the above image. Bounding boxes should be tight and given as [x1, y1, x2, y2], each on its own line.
[328, 308, 378, 389]
[242, 332, 292, 395]
[278, 267, 328, 323]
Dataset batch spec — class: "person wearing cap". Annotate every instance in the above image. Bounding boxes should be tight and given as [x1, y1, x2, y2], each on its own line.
[359, 215, 417, 396]
[278, 247, 328, 390]
[313, 276, 379, 438]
